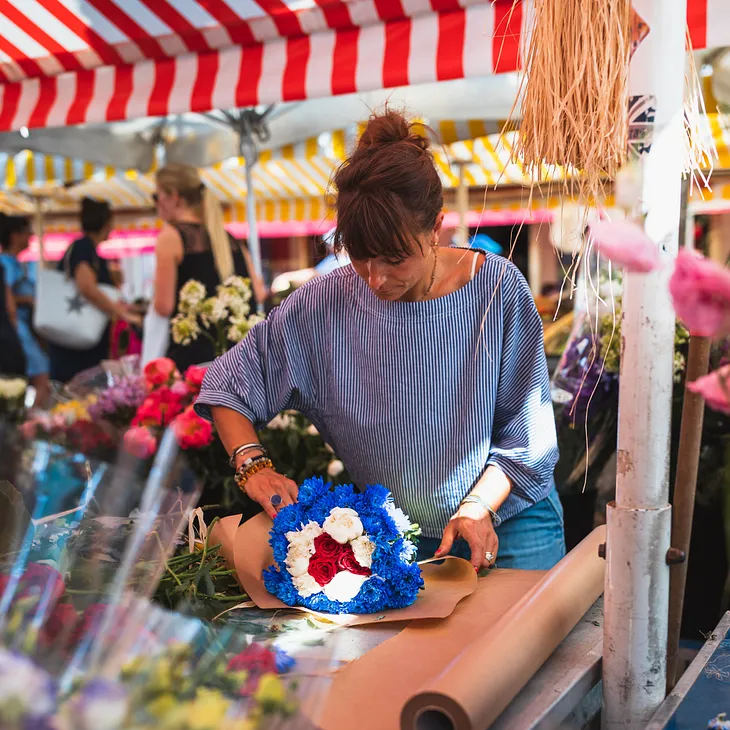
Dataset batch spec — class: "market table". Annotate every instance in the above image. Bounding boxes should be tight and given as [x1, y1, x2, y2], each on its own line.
[327, 598, 604, 730]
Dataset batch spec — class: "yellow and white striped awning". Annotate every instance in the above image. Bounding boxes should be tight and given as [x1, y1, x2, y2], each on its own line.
[3, 114, 730, 223]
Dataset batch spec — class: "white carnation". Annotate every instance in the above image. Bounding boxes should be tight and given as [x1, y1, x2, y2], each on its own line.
[292, 573, 321, 597]
[350, 535, 375, 569]
[285, 543, 312, 577]
[327, 460, 344, 478]
[286, 520, 322, 550]
[322, 571, 368, 603]
[323, 507, 363, 544]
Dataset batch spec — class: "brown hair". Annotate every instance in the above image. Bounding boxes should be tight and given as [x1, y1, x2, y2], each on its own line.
[156, 163, 234, 280]
[331, 108, 443, 263]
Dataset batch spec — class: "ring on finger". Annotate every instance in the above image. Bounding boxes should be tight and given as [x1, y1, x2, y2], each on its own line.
[270, 493, 283, 507]
[485, 551, 495, 563]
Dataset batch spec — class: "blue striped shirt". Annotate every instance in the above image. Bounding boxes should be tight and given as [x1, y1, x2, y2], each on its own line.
[196, 253, 558, 538]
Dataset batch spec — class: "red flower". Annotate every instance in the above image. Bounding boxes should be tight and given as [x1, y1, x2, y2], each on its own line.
[40, 602, 79, 648]
[16, 563, 65, 606]
[133, 387, 185, 428]
[143, 357, 179, 390]
[123, 427, 157, 460]
[228, 643, 278, 695]
[184, 365, 208, 395]
[66, 420, 115, 455]
[308, 557, 338, 587]
[173, 407, 214, 450]
[337, 545, 371, 576]
[313, 534, 345, 560]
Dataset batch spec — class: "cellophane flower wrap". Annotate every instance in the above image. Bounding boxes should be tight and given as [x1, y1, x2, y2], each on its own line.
[264, 478, 423, 614]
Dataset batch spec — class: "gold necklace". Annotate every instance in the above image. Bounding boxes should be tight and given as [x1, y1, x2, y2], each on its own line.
[421, 247, 439, 300]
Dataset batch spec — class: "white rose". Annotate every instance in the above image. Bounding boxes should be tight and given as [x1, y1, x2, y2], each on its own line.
[285, 521, 322, 551]
[327, 460, 344, 477]
[292, 572, 322, 597]
[306, 424, 319, 436]
[323, 507, 363, 544]
[350, 535, 375, 569]
[285, 543, 312, 577]
[323, 571, 368, 603]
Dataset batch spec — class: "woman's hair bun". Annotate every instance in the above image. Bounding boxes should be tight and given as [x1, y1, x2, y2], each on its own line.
[356, 108, 431, 154]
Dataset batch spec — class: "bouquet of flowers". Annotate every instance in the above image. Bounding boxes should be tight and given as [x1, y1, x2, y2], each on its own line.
[264, 478, 423, 614]
[171, 277, 263, 358]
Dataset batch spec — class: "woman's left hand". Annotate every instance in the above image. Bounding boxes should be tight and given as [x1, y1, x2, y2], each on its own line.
[435, 502, 499, 572]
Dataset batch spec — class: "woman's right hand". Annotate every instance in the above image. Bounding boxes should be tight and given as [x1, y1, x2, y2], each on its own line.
[244, 468, 299, 519]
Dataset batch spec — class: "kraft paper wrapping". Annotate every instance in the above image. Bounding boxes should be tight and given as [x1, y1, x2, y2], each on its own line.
[401, 525, 607, 730]
[319, 526, 606, 730]
[210, 512, 478, 627]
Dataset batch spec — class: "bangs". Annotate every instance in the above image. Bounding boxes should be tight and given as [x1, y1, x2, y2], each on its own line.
[331, 188, 426, 263]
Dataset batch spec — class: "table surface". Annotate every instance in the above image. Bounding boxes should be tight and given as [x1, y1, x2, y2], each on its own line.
[329, 597, 605, 730]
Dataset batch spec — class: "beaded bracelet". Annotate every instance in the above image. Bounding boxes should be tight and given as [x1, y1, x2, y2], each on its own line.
[235, 457, 274, 493]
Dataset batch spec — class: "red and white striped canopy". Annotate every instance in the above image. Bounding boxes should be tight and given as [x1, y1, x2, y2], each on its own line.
[0, 0, 726, 133]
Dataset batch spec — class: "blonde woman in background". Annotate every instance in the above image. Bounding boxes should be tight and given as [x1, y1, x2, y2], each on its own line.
[153, 164, 267, 371]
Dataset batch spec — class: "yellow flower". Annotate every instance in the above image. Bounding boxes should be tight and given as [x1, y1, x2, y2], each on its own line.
[187, 689, 232, 730]
[147, 693, 176, 719]
[254, 673, 287, 707]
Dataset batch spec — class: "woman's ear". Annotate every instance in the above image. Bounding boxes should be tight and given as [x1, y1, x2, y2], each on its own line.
[433, 212, 445, 242]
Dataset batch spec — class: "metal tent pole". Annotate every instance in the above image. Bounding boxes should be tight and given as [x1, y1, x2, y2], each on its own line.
[602, 1, 687, 727]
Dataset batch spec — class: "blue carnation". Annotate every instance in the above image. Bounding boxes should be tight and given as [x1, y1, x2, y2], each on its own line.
[264, 477, 423, 614]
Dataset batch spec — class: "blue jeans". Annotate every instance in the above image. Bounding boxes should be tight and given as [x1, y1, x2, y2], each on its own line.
[416, 488, 566, 570]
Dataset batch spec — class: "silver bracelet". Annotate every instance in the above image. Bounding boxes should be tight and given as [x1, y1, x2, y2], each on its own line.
[229, 442, 266, 468]
[461, 495, 502, 526]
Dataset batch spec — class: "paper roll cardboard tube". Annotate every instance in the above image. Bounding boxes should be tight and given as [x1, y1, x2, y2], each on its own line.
[401, 525, 606, 730]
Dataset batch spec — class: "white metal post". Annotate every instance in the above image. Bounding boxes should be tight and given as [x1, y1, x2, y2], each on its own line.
[602, 1, 686, 727]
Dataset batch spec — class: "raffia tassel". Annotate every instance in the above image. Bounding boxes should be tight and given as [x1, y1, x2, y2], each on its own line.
[509, 0, 632, 198]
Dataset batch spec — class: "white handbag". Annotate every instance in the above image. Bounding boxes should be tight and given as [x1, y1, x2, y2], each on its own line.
[141, 307, 170, 366]
[34, 240, 119, 351]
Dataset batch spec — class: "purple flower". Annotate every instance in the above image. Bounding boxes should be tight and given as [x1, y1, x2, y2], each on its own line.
[88, 377, 146, 426]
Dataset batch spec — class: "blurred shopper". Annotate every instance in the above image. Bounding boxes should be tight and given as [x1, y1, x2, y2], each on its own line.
[0, 214, 49, 404]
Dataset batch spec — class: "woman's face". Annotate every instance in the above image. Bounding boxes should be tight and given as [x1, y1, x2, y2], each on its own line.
[155, 188, 182, 222]
[349, 215, 443, 301]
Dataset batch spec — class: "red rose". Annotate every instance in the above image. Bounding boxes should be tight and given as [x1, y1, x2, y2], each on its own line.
[133, 387, 185, 428]
[308, 557, 339, 587]
[143, 358, 179, 389]
[17, 563, 65, 606]
[228, 643, 277, 695]
[173, 407, 214, 450]
[313, 534, 345, 560]
[184, 365, 208, 394]
[40, 602, 79, 648]
[337, 544, 372, 577]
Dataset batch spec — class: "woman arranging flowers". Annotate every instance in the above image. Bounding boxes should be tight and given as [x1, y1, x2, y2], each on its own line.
[195, 110, 562, 572]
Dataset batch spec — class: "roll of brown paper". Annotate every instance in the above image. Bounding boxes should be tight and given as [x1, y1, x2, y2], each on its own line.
[401, 525, 606, 730]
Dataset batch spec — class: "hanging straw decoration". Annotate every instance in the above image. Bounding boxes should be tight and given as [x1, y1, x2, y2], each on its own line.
[510, 0, 632, 205]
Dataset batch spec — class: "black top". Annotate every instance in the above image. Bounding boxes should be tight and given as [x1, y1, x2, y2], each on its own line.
[0, 266, 26, 378]
[49, 236, 113, 383]
[166, 222, 250, 372]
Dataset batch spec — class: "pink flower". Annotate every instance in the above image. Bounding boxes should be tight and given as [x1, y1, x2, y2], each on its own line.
[170, 380, 191, 399]
[687, 365, 730, 415]
[143, 357, 179, 390]
[123, 427, 157, 460]
[184, 365, 208, 394]
[669, 249, 730, 337]
[173, 407, 214, 450]
[589, 220, 661, 273]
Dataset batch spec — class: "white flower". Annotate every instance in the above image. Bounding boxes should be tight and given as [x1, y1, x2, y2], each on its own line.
[322, 571, 368, 603]
[306, 424, 319, 436]
[285, 543, 312, 577]
[323, 507, 363, 544]
[170, 313, 201, 346]
[350, 535, 375, 569]
[178, 279, 207, 314]
[0, 378, 26, 399]
[0, 648, 56, 716]
[223, 276, 252, 302]
[327, 460, 344, 478]
[286, 520, 322, 550]
[69, 679, 128, 730]
[200, 296, 228, 325]
[385, 501, 412, 535]
[227, 314, 264, 344]
[292, 573, 321, 597]
[267, 413, 292, 430]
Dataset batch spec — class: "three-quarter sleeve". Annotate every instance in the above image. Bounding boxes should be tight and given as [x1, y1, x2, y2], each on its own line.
[487, 267, 559, 505]
[194, 296, 316, 428]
